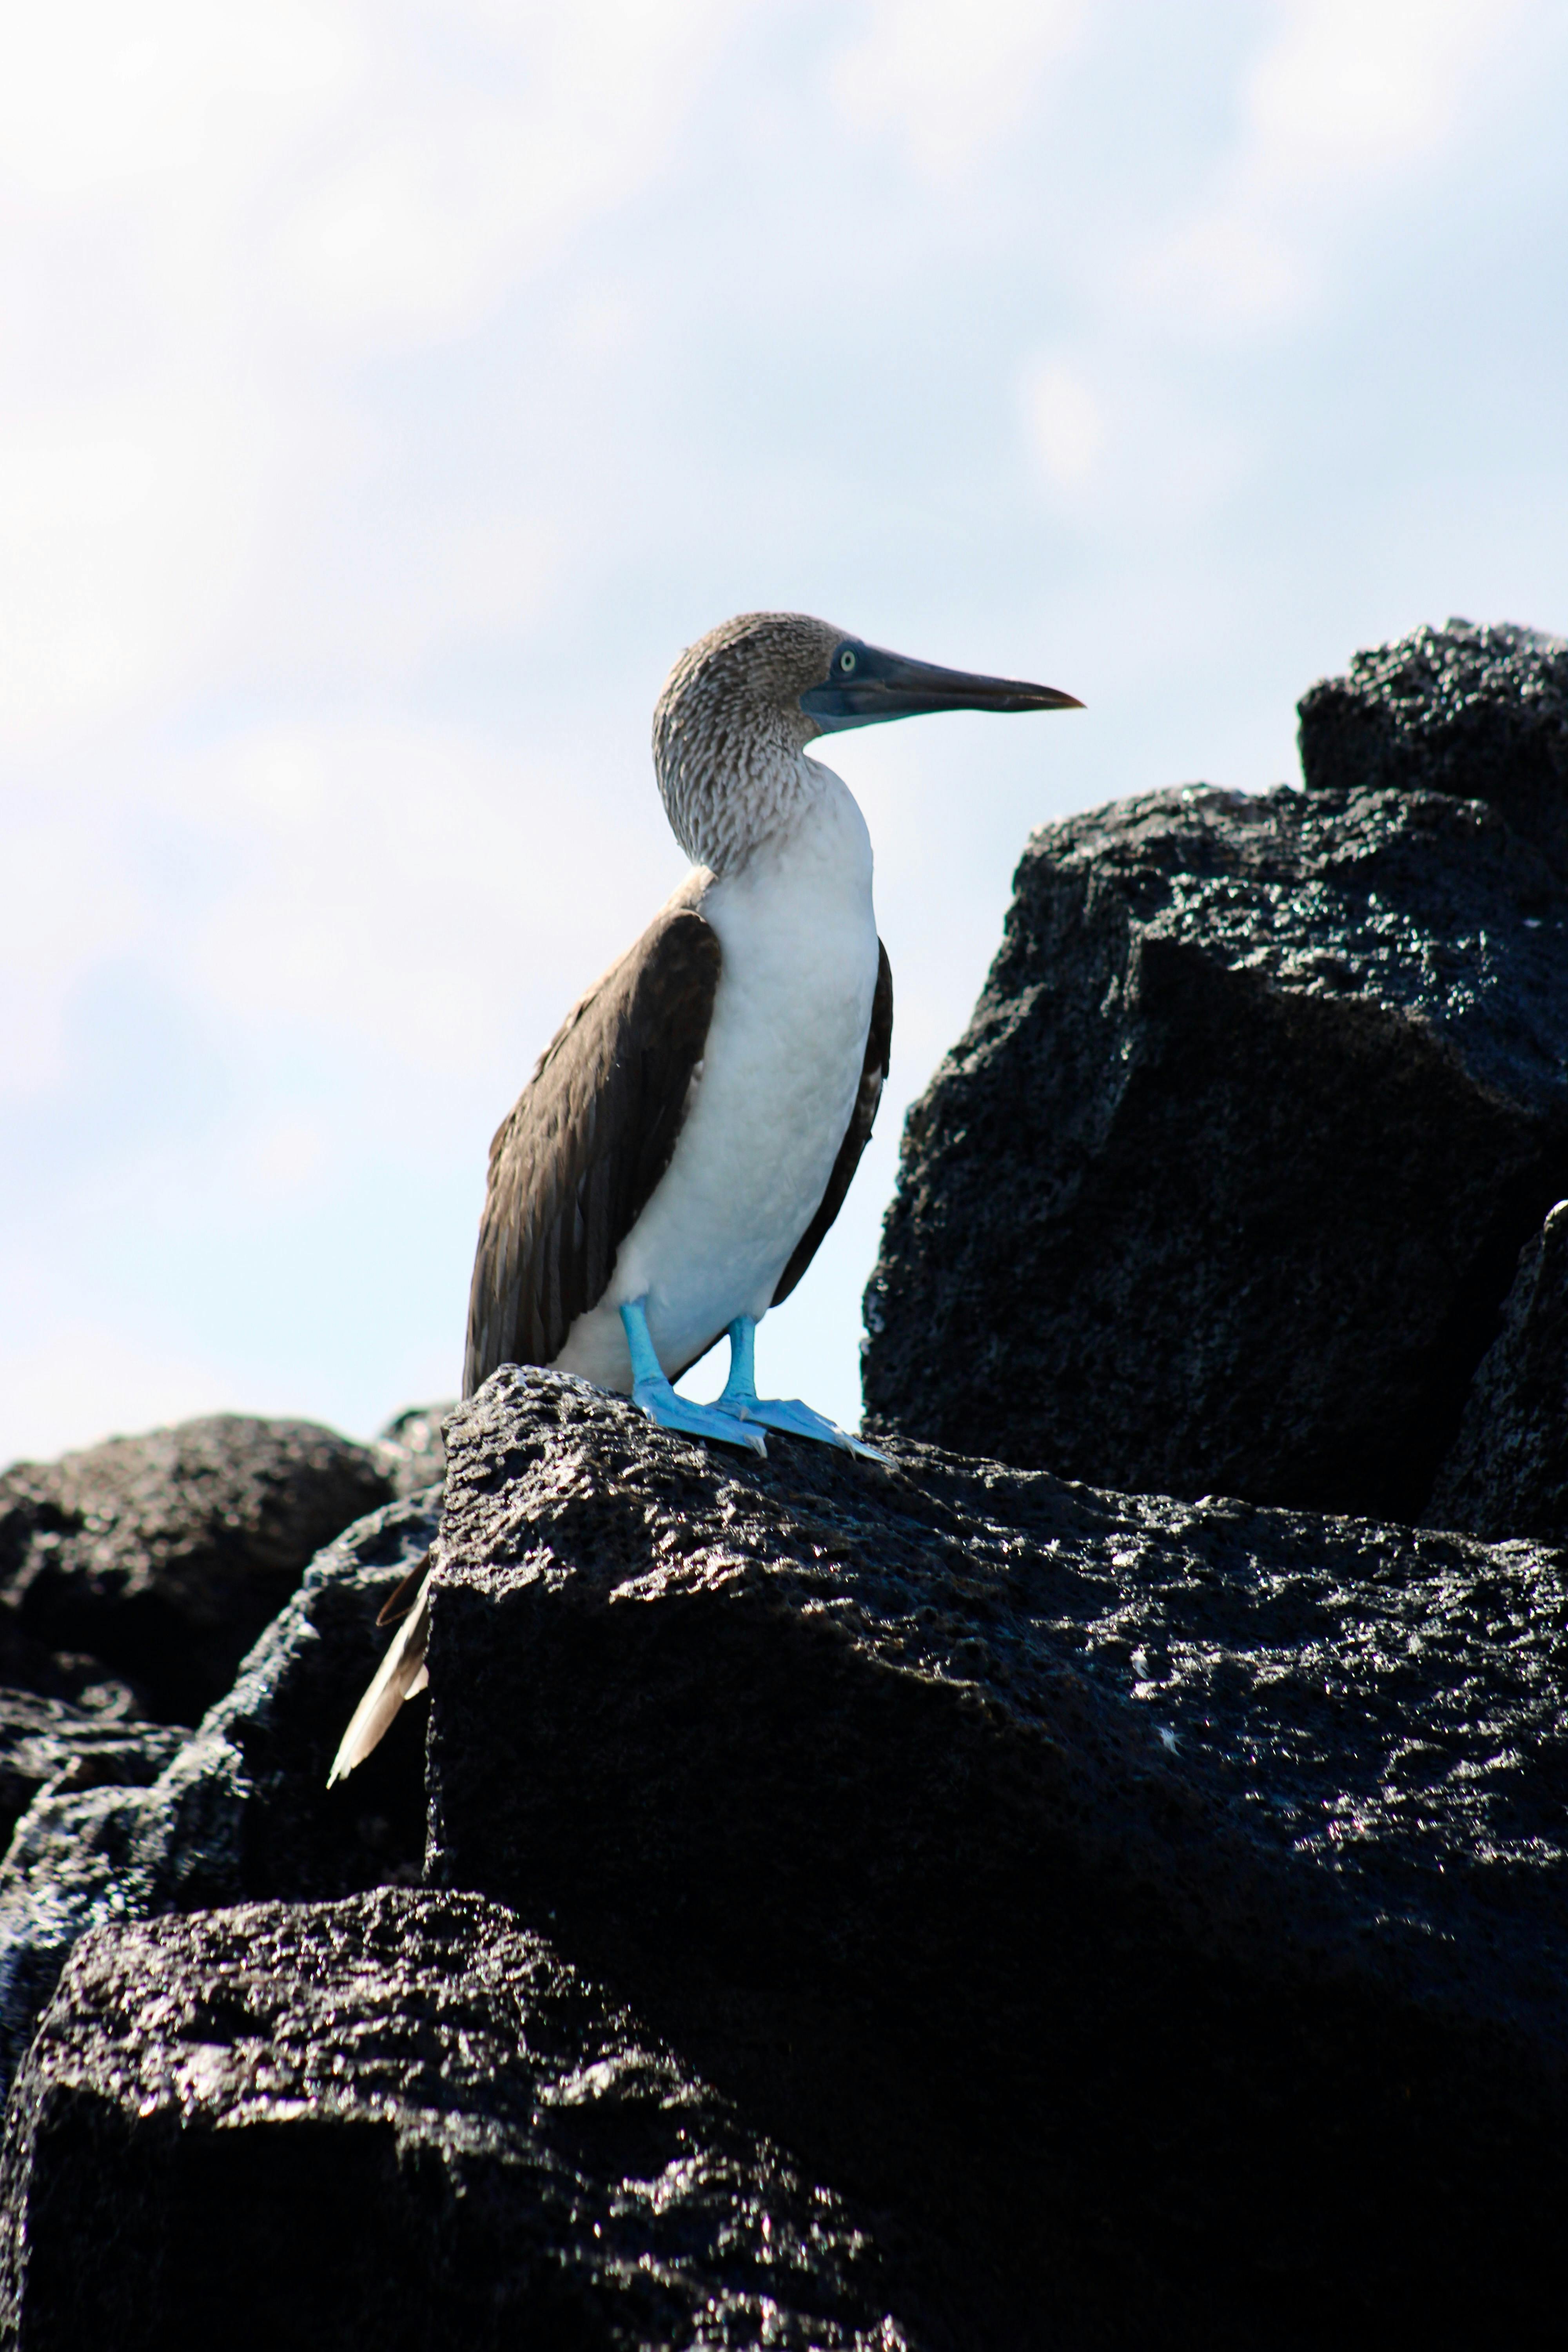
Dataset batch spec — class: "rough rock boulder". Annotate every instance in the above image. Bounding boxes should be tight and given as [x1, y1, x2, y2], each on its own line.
[1425, 1194, 1568, 1541]
[421, 1369, 1568, 2347]
[0, 1490, 437, 2094]
[371, 1402, 452, 1498]
[1298, 615, 1568, 867]
[863, 618, 1568, 1521]
[0, 1890, 924, 2351]
[0, 1691, 181, 1855]
[0, 1416, 395, 1722]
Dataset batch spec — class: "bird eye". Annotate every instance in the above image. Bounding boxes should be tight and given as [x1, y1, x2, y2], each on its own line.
[837, 648, 857, 673]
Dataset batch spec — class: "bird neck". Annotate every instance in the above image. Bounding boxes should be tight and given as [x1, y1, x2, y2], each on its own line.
[654, 709, 828, 877]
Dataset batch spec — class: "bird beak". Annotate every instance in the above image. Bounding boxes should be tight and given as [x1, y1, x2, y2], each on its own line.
[800, 642, 1083, 734]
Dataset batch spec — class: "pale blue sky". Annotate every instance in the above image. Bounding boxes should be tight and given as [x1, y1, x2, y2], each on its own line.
[4, 0, 1567, 1460]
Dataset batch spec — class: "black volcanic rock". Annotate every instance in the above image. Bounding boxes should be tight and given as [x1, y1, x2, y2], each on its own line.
[0, 1691, 182, 1854]
[0, 1492, 436, 2094]
[862, 622, 1568, 1517]
[1298, 616, 1568, 867]
[371, 1401, 452, 1498]
[422, 1369, 1568, 2348]
[1425, 1196, 1568, 1541]
[0, 1891, 923, 2351]
[0, 1416, 395, 1722]
[0, 1615, 144, 1719]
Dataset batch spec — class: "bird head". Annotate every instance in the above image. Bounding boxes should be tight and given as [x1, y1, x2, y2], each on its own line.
[653, 611, 1080, 869]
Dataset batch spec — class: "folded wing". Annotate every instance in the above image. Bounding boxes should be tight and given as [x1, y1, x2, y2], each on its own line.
[463, 904, 724, 1394]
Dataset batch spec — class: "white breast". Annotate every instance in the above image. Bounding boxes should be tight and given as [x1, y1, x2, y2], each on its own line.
[553, 759, 879, 1390]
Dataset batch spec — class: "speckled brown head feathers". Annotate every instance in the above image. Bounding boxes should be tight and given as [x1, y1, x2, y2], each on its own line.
[652, 613, 846, 872]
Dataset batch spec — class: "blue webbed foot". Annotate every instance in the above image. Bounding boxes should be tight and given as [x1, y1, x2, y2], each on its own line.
[714, 1317, 893, 1465]
[634, 1377, 769, 1455]
[727, 1392, 894, 1463]
[621, 1300, 767, 1456]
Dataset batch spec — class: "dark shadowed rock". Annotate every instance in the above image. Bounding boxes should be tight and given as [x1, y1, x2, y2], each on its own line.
[372, 1401, 452, 1498]
[0, 1631, 157, 1857]
[423, 1370, 1568, 2348]
[0, 1691, 182, 1855]
[0, 1890, 926, 2352]
[0, 1616, 145, 1718]
[0, 1416, 394, 1723]
[1425, 1197, 1568, 1541]
[863, 621, 1568, 1516]
[1298, 616, 1568, 868]
[0, 1492, 436, 2095]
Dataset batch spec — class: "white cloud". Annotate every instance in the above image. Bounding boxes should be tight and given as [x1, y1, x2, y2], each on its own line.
[248, 1114, 330, 1199]
[0, 0, 752, 753]
[0, 6, 342, 748]
[1132, 0, 1536, 332]
[1020, 357, 1104, 493]
[832, 0, 1087, 177]
[1016, 352, 1253, 531]
[0, 387, 271, 746]
[0, 813, 146, 1092]
[0, 701, 667, 1154]
[156, 719, 672, 1078]
[1247, 0, 1529, 184]
[0, 1321, 233, 1468]
[0, 0, 354, 198]
[358, 514, 562, 667]
[1135, 212, 1305, 333]
[273, 0, 751, 339]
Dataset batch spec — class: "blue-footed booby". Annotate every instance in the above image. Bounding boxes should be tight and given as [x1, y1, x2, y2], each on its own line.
[329, 612, 1080, 1782]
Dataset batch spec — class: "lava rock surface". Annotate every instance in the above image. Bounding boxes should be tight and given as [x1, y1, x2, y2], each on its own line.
[864, 620, 1568, 1518]
[0, 1690, 182, 1855]
[0, 1491, 436, 2094]
[0, 1889, 924, 2351]
[371, 1402, 453, 1499]
[1426, 1196, 1568, 1541]
[1299, 615, 1568, 867]
[0, 1416, 395, 1722]
[424, 1368, 1568, 2348]
[0, 1616, 143, 1720]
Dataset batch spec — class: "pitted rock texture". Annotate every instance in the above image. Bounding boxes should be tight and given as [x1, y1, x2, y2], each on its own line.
[0, 1615, 143, 1720]
[863, 623, 1568, 1516]
[372, 1402, 452, 1499]
[0, 1690, 182, 1853]
[1426, 1197, 1568, 1541]
[0, 1415, 394, 1722]
[423, 1370, 1568, 2348]
[1298, 615, 1568, 866]
[0, 1891, 922, 2351]
[0, 1492, 436, 2095]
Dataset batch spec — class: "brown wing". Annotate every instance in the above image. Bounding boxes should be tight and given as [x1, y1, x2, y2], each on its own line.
[771, 938, 893, 1308]
[462, 904, 722, 1394]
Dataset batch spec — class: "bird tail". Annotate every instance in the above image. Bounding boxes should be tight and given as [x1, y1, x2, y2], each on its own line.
[327, 1568, 433, 1787]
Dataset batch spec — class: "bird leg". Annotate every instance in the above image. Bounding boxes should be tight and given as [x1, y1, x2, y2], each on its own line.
[714, 1316, 893, 1463]
[621, 1298, 768, 1455]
